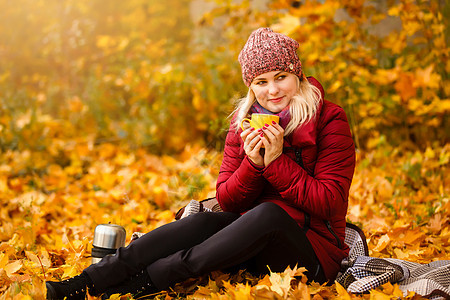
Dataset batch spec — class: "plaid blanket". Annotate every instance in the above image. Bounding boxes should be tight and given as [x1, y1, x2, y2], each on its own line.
[175, 198, 222, 220]
[339, 225, 450, 300]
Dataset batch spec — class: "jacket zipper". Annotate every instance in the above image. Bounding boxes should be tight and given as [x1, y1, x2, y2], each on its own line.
[294, 148, 304, 169]
[325, 220, 342, 249]
[284, 147, 304, 169]
[288, 147, 341, 249]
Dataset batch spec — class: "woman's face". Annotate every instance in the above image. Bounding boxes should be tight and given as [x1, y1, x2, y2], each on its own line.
[250, 71, 298, 113]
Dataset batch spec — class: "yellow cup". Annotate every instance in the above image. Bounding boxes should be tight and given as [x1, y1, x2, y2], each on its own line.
[240, 114, 280, 131]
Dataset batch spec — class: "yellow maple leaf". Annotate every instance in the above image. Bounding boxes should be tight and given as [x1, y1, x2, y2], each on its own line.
[102, 293, 124, 300]
[231, 284, 252, 300]
[0, 269, 12, 292]
[334, 281, 351, 300]
[25, 251, 42, 268]
[222, 281, 253, 300]
[393, 248, 409, 260]
[61, 265, 80, 279]
[371, 291, 390, 300]
[372, 234, 391, 252]
[192, 285, 215, 298]
[4, 260, 22, 277]
[294, 280, 311, 300]
[388, 283, 403, 298]
[0, 253, 9, 269]
[414, 65, 440, 89]
[266, 266, 305, 298]
[268, 272, 290, 297]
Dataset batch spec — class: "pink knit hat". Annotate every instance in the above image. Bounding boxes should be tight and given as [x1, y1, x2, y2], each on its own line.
[238, 28, 303, 87]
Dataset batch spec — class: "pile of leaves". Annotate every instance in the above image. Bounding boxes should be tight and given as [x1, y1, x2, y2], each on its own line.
[0, 142, 448, 299]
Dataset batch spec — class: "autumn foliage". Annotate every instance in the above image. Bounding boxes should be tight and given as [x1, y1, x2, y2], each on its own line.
[0, 0, 449, 299]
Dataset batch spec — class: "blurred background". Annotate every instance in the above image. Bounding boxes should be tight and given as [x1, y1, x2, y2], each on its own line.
[0, 3, 449, 294]
[1, 0, 448, 156]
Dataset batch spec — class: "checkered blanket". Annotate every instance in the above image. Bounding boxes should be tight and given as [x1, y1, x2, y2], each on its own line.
[339, 225, 450, 300]
[175, 198, 222, 220]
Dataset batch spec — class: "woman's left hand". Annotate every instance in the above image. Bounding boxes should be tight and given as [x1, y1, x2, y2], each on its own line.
[261, 121, 284, 166]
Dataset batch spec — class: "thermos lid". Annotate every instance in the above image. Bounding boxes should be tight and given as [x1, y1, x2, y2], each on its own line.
[93, 224, 126, 249]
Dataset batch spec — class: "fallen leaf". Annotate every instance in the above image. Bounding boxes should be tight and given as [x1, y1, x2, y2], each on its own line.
[372, 234, 390, 252]
[4, 260, 22, 277]
[335, 281, 352, 300]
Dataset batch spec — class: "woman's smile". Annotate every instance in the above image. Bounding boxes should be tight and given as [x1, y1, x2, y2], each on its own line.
[269, 96, 284, 103]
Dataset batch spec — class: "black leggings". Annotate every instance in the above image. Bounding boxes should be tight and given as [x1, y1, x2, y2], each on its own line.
[84, 202, 326, 292]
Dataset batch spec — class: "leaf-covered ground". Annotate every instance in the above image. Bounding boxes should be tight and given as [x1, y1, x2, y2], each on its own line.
[0, 142, 449, 299]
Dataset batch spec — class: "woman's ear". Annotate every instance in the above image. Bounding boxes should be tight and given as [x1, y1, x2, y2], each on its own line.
[248, 88, 256, 101]
[296, 76, 301, 92]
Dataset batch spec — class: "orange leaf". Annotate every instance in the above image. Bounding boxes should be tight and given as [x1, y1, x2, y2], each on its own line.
[394, 73, 416, 102]
[403, 229, 425, 245]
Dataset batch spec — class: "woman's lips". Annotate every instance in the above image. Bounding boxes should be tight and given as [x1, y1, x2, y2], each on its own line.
[269, 96, 284, 103]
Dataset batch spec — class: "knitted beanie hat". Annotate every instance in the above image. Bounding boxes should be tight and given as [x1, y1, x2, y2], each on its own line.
[238, 28, 303, 87]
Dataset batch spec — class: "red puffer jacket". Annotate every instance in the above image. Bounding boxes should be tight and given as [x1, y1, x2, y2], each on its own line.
[215, 77, 356, 280]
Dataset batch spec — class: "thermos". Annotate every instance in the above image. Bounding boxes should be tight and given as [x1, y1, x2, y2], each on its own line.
[91, 224, 126, 264]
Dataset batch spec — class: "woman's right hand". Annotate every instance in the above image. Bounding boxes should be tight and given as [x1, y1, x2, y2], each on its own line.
[241, 127, 264, 167]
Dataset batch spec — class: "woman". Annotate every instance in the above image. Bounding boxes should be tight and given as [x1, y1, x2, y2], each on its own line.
[46, 27, 355, 300]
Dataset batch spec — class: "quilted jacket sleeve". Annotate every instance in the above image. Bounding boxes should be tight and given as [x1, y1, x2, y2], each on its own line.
[262, 103, 355, 220]
[215, 127, 267, 213]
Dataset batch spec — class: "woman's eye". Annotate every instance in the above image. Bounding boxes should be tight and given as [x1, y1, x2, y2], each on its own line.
[276, 75, 286, 80]
[255, 81, 266, 85]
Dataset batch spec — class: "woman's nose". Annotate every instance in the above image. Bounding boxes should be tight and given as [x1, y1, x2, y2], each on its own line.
[268, 82, 279, 95]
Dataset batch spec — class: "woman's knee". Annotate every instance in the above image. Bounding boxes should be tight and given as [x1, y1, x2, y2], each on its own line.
[245, 202, 291, 226]
[182, 212, 217, 228]
[181, 211, 238, 232]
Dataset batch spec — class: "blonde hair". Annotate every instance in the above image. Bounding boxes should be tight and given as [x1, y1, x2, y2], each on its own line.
[231, 77, 321, 136]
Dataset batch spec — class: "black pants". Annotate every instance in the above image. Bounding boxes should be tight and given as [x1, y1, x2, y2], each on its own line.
[84, 202, 326, 292]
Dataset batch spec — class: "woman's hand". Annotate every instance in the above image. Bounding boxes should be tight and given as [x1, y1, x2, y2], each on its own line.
[261, 121, 284, 166]
[241, 127, 264, 167]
